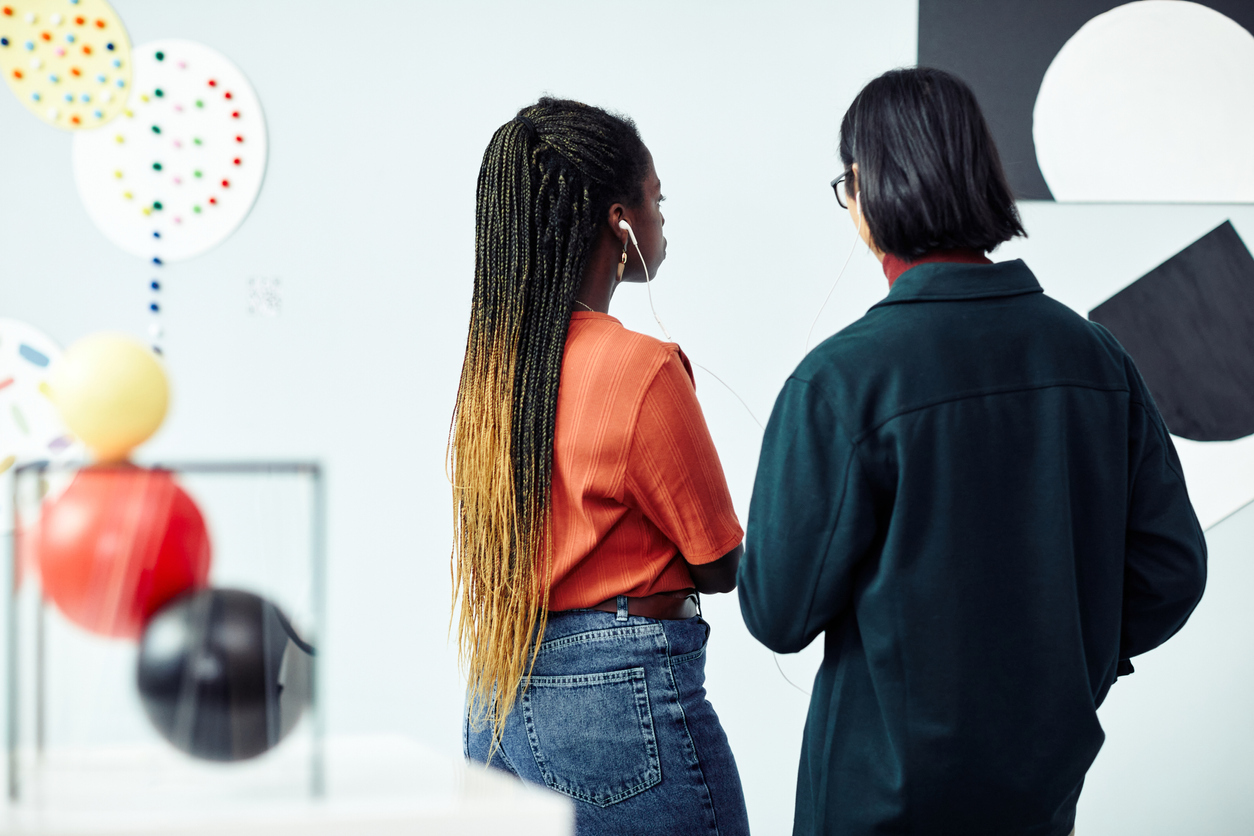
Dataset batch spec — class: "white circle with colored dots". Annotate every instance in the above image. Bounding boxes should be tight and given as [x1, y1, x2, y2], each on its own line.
[0, 0, 133, 130]
[72, 39, 268, 262]
[0, 318, 80, 477]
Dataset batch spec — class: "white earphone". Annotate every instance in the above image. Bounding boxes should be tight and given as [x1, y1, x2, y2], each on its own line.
[617, 218, 671, 340]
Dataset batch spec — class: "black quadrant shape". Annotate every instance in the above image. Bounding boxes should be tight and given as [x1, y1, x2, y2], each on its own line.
[918, 0, 1254, 201]
[1090, 221, 1254, 442]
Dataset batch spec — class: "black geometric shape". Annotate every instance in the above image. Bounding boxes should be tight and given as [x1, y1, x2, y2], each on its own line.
[1089, 221, 1254, 442]
[918, 0, 1254, 201]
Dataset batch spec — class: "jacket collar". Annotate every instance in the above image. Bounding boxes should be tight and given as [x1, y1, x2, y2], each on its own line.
[870, 259, 1042, 309]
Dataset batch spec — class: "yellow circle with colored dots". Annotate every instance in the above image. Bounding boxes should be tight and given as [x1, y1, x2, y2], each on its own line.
[0, 0, 132, 130]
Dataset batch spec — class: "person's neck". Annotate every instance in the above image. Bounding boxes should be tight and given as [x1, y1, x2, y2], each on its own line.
[882, 248, 991, 287]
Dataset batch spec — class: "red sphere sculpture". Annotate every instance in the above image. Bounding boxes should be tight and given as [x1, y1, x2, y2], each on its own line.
[39, 466, 212, 639]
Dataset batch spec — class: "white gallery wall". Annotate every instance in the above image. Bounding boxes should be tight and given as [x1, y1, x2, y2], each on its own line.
[1, 1, 1251, 833]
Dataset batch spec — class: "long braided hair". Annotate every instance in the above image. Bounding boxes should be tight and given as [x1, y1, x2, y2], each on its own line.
[451, 98, 650, 743]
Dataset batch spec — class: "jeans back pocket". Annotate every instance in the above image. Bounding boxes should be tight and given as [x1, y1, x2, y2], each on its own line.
[521, 666, 662, 807]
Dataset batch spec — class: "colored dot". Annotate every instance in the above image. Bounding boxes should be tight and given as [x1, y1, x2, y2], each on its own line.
[152, 346, 162, 355]
[152, 231, 160, 239]
[221, 179, 230, 188]
[92, 109, 101, 118]
[152, 161, 162, 171]
[113, 170, 122, 178]
[195, 99, 203, 108]
[70, 67, 80, 76]
[69, 114, 80, 124]
[47, 73, 57, 82]
[193, 137, 202, 145]
[111, 58, 120, 68]
[0, 38, 8, 47]
[208, 197, 217, 205]
[151, 124, 160, 134]
[65, 33, 74, 43]
[106, 42, 114, 50]
[193, 205, 201, 213]
[233, 158, 241, 166]
[1, 7, 10, 16]
[208, 79, 217, 87]
[193, 169, 202, 177]
[79, 92, 89, 102]
[54, 46, 63, 55]
[114, 134, 123, 143]
[40, 32, 50, 41]
[149, 302, 159, 312]
[235, 135, 243, 143]
[154, 88, 163, 97]
[231, 111, 240, 119]
[153, 203, 162, 211]
[140, 94, 148, 102]
[96, 73, 104, 82]
[152, 256, 162, 264]
[75, 16, 85, 25]
[24, 11, 34, 22]
[115, 78, 124, 87]
[151, 280, 161, 289]
[50, 13, 61, 24]
[23, 41, 32, 50]
[95, 19, 104, 28]
[29, 92, 39, 101]
[224, 91, 232, 100]
[81, 44, 90, 54]
[45, 107, 58, 119]
[123, 191, 132, 199]
[29, 57, 40, 68]
[9, 69, 19, 79]
[62, 92, 72, 102]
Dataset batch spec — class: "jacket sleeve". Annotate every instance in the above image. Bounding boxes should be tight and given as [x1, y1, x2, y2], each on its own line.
[738, 376, 878, 653]
[1121, 366, 1208, 662]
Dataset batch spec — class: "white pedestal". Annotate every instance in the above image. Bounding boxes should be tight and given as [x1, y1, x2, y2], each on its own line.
[0, 735, 573, 835]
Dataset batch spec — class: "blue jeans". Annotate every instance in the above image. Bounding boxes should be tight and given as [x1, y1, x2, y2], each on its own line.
[464, 603, 750, 836]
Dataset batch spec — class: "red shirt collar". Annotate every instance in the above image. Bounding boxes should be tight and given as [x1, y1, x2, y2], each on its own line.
[882, 248, 992, 287]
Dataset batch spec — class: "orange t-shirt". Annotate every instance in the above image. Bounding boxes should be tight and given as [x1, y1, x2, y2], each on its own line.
[547, 312, 743, 610]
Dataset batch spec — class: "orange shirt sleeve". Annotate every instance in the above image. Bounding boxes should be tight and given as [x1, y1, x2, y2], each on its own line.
[621, 347, 744, 565]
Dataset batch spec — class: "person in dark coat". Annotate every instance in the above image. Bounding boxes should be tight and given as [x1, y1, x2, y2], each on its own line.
[737, 67, 1207, 836]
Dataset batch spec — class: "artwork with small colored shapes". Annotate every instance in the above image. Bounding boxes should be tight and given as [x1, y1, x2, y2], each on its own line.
[0, 0, 132, 130]
[72, 39, 268, 262]
[0, 319, 79, 476]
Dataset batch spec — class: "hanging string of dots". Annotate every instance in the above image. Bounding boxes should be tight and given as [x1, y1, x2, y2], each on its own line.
[450, 98, 650, 749]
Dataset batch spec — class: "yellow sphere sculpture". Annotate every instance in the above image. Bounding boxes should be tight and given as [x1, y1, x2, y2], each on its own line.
[47, 333, 168, 462]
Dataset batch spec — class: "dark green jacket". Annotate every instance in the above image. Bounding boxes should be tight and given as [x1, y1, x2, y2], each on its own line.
[739, 260, 1206, 836]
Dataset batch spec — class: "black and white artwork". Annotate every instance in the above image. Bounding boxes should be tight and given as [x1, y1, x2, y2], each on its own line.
[918, 0, 1254, 202]
[1090, 222, 1254, 443]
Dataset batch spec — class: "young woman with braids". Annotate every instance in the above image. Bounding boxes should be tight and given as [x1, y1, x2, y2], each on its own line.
[452, 98, 749, 835]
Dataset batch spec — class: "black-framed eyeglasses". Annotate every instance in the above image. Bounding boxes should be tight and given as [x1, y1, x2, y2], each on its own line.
[831, 174, 851, 210]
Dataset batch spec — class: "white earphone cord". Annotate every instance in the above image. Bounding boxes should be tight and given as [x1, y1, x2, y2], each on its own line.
[624, 226, 672, 342]
[804, 195, 863, 353]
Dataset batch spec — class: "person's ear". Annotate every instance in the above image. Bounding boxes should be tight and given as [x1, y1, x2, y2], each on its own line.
[606, 203, 630, 244]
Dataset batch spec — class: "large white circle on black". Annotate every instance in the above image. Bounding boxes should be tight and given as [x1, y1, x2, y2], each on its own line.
[1034, 1, 1254, 202]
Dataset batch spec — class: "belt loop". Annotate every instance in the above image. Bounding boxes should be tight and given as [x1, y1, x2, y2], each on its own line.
[616, 595, 629, 622]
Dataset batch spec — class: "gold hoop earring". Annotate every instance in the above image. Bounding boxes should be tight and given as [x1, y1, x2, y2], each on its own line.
[616, 239, 628, 282]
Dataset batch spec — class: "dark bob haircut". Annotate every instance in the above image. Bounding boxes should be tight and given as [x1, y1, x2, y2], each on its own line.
[839, 67, 1026, 260]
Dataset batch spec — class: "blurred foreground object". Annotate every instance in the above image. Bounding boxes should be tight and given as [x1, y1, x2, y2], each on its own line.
[46, 333, 168, 463]
[38, 466, 211, 639]
[137, 588, 313, 762]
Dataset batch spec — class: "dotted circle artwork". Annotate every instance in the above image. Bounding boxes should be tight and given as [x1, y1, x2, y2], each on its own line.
[0, 318, 78, 476]
[72, 39, 268, 262]
[0, 0, 132, 130]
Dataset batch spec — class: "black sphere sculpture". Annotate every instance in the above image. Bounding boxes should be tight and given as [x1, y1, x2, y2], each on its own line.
[136, 588, 315, 762]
